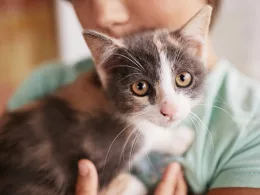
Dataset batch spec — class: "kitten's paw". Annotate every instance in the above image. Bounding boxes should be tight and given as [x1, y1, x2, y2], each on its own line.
[99, 173, 147, 195]
[170, 127, 194, 155]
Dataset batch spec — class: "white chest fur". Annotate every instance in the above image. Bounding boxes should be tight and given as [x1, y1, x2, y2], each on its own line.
[133, 120, 194, 163]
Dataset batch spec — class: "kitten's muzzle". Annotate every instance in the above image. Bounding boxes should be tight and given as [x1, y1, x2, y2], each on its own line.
[160, 101, 176, 120]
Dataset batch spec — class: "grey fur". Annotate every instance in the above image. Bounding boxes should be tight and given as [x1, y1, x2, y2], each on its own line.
[0, 28, 206, 195]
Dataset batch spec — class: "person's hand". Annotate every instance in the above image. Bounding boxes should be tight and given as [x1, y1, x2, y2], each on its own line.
[75, 160, 187, 195]
[154, 163, 187, 195]
[76, 160, 98, 195]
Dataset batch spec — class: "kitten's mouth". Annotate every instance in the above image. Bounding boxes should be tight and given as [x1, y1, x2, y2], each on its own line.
[167, 118, 174, 123]
[157, 118, 178, 128]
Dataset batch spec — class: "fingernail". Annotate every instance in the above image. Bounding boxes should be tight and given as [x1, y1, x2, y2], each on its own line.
[79, 161, 89, 176]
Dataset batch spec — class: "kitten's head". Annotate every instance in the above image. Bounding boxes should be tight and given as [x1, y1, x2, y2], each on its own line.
[84, 6, 211, 128]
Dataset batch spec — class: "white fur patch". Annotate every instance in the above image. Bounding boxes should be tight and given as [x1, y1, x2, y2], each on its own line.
[136, 120, 193, 156]
[159, 52, 176, 100]
[159, 52, 191, 120]
[99, 173, 147, 195]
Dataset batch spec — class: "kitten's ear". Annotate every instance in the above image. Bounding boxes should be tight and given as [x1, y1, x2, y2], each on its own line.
[83, 30, 124, 87]
[83, 30, 123, 66]
[179, 5, 212, 63]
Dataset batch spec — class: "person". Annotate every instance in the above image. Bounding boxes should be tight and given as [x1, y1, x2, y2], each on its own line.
[7, 0, 260, 194]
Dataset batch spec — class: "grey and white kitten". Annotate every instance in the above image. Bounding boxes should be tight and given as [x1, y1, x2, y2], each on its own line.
[0, 6, 211, 195]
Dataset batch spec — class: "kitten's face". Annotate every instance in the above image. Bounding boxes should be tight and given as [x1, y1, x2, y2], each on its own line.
[103, 32, 205, 127]
[84, 6, 211, 128]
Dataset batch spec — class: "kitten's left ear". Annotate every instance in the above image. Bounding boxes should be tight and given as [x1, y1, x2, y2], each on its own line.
[179, 5, 212, 63]
[83, 30, 124, 66]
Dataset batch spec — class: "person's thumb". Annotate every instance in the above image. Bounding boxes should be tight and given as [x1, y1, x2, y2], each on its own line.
[76, 160, 98, 195]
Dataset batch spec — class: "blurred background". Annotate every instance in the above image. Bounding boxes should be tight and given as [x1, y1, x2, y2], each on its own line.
[0, 0, 259, 112]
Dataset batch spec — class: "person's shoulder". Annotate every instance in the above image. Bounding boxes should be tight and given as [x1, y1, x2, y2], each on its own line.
[201, 59, 260, 156]
[207, 61, 260, 190]
[204, 59, 260, 154]
[27, 58, 94, 83]
[226, 61, 259, 114]
[206, 60, 260, 117]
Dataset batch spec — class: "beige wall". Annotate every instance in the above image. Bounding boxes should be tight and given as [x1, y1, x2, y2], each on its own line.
[0, 0, 58, 87]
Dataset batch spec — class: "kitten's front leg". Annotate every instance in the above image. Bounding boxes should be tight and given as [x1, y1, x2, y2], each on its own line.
[99, 173, 147, 195]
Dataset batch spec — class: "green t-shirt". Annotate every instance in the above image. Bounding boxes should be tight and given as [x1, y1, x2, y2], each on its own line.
[7, 59, 260, 194]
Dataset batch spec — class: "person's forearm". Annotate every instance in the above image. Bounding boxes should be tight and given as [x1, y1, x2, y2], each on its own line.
[207, 188, 260, 195]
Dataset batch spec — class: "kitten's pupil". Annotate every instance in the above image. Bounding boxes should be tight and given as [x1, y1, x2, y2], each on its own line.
[137, 82, 145, 90]
[176, 72, 192, 87]
[131, 80, 149, 96]
[180, 74, 186, 82]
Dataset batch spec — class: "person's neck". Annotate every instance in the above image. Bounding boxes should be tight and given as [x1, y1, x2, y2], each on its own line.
[206, 37, 218, 72]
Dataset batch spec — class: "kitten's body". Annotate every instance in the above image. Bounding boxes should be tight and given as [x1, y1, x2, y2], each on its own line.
[0, 71, 190, 195]
[0, 72, 139, 194]
[0, 6, 212, 195]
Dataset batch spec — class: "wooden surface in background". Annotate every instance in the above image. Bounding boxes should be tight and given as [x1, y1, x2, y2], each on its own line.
[0, 0, 58, 87]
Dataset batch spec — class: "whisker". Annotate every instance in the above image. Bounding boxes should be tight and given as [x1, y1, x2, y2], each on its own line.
[214, 98, 230, 107]
[122, 50, 146, 71]
[117, 72, 143, 84]
[190, 112, 215, 155]
[102, 122, 135, 176]
[130, 111, 148, 119]
[195, 104, 234, 120]
[146, 153, 158, 174]
[119, 128, 138, 165]
[187, 116, 199, 135]
[129, 132, 141, 172]
[117, 111, 148, 172]
[113, 53, 144, 72]
[107, 64, 142, 72]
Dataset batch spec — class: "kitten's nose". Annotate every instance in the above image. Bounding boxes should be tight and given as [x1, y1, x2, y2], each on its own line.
[160, 102, 176, 119]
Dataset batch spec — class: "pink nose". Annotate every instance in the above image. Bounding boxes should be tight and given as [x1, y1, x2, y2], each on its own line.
[160, 102, 176, 118]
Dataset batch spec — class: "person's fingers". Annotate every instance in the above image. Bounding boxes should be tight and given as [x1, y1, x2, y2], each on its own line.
[76, 160, 98, 195]
[154, 163, 181, 195]
[175, 172, 188, 195]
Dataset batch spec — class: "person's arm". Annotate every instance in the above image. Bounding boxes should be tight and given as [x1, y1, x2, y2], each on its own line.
[206, 108, 260, 195]
[7, 64, 78, 110]
[207, 188, 260, 195]
[7, 59, 93, 111]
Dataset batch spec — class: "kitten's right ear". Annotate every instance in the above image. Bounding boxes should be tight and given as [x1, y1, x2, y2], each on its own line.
[83, 30, 123, 66]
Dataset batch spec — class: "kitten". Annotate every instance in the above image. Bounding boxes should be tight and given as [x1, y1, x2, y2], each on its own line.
[0, 6, 211, 195]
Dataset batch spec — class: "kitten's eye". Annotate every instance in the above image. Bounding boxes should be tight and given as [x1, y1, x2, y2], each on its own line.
[176, 72, 192, 87]
[131, 81, 150, 96]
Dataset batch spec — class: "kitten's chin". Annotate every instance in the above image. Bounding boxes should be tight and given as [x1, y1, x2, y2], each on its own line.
[149, 118, 182, 129]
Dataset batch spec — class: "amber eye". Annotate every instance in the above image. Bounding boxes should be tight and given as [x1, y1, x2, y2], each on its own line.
[176, 72, 192, 87]
[131, 81, 150, 96]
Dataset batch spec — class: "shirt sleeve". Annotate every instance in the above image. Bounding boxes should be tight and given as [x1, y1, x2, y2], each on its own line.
[210, 104, 260, 189]
[7, 59, 94, 111]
